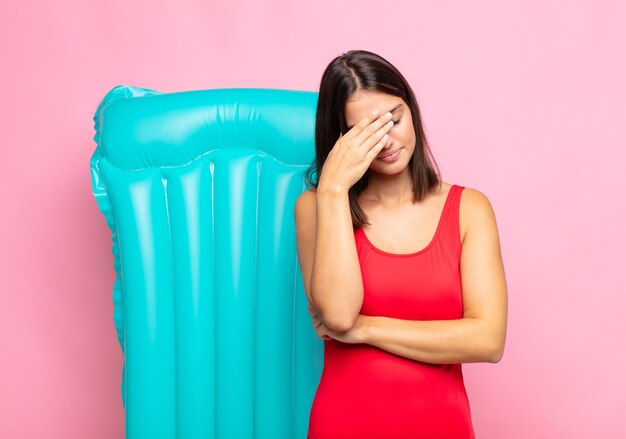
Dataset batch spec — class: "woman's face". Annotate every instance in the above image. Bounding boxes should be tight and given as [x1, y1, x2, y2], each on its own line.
[344, 89, 416, 175]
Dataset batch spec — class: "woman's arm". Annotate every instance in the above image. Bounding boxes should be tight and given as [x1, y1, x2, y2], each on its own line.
[294, 186, 364, 332]
[343, 189, 508, 363]
[359, 315, 499, 363]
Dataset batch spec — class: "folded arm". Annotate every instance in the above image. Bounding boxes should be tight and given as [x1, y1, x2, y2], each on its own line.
[361, 315, 498, 363]
[360, 189, 508, 364]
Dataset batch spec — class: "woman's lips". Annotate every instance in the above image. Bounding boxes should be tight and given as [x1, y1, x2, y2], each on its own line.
[377, 148, 401, 161]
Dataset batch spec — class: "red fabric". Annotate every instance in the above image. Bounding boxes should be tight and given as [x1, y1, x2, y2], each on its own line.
[307, 184, 475, 439]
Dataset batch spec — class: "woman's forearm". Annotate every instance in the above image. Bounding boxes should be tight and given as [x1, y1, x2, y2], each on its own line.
[310, 185, 363, 332]
[360, 315, 501, 364]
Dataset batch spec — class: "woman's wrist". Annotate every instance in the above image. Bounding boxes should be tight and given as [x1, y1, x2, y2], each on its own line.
[355, 315, 376, 344]
[317, 179, 349, 196]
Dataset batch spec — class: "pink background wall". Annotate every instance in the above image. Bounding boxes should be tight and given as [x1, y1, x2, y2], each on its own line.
[1, 0, 624, 437]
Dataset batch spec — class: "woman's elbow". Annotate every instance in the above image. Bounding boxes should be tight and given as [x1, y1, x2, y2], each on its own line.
[487, 340, 505, 363]
[319, 310, 356, 333]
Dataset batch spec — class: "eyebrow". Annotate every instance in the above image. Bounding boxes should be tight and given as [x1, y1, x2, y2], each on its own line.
[346, 103, 403, 130]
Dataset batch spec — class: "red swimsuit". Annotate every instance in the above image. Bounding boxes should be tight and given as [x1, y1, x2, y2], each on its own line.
[307, 184, 475, 439]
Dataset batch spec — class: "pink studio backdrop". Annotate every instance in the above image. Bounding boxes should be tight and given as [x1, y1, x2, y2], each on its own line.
[1, 0, 624, 438]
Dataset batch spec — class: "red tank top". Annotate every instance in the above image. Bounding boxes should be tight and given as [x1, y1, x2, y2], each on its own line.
[307, 184, 475, 439]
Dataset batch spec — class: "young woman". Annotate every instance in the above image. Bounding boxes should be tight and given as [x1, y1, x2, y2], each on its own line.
[294, 50, 508, 438]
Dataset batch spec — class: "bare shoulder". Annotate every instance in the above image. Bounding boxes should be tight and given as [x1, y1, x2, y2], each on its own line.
[295, 188, 317, 212]
[459, 187, 498, 244]
[294, 189, 317, 223]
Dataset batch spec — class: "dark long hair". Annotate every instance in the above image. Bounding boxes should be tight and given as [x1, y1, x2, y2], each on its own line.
[304, 49, 442, 229]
